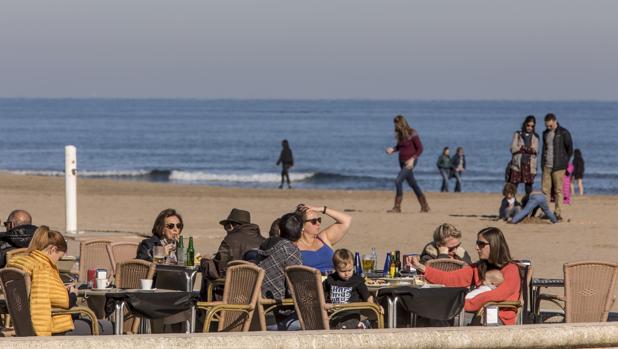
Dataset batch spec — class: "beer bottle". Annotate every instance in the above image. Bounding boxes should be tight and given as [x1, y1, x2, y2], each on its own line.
[395, 250, 401, 276]
[176, 236, 186, 266]
[186, 236, 195, 267]
[389, 252, 396, 278]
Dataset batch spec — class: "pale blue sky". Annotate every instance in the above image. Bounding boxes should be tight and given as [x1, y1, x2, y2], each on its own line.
[1, 1, 617, 99]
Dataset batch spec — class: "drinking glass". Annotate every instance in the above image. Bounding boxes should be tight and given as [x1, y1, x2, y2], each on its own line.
[362, 254, 375, 274]
[153, 246, 167, 264]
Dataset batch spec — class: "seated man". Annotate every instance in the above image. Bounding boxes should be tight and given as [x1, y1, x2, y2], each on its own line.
[0, 209, 37, 267]
[199, 208, 265, 300]
[509, 192, 558, 224]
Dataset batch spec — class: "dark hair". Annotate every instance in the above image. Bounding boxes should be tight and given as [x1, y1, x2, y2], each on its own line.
[278, 212, 303, 242]
[269, 218, 281, 237]
[502, 183, 517, 197]
[393, 115, 413, 143]
[544, 113, 556, 122]
[521, 115, 536, 134]
[152, 208, 183, 238]
[442, 147, 449, 155]
[456, 147, 464, 153]
[574, 148, 582, 160]
[282, 139, 289, 148]
[476, 227, 512, 280]
[28, 225, 67, 253]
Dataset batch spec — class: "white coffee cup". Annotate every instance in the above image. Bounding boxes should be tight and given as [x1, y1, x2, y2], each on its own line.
[140, 279, 153, 290]
[95, 278, 108, 289]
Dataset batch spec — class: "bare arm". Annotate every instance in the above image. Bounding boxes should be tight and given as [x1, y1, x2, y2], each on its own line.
[303, 205, 352, 246]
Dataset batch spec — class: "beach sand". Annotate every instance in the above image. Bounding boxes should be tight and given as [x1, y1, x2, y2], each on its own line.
[2, 172, 617, 308]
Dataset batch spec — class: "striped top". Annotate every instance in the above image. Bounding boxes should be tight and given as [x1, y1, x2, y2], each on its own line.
[8, 250, 74, 335]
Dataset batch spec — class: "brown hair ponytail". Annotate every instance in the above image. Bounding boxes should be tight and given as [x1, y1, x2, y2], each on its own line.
[27, 225, 67, 253]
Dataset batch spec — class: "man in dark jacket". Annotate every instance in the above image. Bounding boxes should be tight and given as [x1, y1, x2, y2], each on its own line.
[541, 113, 573, 219]
[198, 208, 265, 300]
[1, 209, 37, 267]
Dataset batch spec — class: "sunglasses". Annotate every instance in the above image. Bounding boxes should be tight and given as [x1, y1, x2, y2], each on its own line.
[165, 223, 184, 230]
[476, 240, 490, 248]
[304, 217, 322, 225]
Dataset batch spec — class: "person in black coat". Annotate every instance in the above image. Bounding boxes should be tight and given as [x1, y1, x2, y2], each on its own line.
[276, 139, 294, 189]
[541, 113, 573, 219]
[0, 210, 37, 267]
[572, 149, 585, 196]
[136, 208, 183, 262]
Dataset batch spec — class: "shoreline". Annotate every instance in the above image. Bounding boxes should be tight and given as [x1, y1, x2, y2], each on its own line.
[2, 172, 618, 308]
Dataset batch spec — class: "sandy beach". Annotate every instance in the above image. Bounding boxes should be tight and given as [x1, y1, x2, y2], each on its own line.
[2, 172, 617, 307]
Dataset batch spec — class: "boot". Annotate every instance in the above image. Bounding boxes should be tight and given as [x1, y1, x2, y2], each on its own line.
[387, 196, 402, 213]
[417, 194, 430, 213]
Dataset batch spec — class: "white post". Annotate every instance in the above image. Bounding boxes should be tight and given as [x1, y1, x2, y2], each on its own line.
[65, 145, 79, 234]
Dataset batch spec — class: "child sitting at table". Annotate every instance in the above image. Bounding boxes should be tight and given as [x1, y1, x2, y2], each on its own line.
[323, 248, 374, 329]
[465, 269, 504, 300]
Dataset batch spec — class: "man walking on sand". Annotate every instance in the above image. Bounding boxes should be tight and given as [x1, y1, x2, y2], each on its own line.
[541, 113, 573, 220]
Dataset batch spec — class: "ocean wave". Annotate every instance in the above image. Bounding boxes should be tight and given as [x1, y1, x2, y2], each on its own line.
[169, 171, 315, 183]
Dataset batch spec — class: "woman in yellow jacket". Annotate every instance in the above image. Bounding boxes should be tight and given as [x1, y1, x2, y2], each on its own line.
[8, 226, 111, 336]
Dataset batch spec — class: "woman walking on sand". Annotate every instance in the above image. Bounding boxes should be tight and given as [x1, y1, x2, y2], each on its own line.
[572, 149, 585, 195]
[386, 115, 430, 213]
[276, 139, 294, 189]
[509, 115, 539, 196]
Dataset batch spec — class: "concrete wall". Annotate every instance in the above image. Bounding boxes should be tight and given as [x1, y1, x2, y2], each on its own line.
[3, 323, 618, 349]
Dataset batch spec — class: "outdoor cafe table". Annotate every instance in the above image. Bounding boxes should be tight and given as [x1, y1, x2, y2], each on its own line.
[370, 284, 467, 328]
[79, 288, 197, 335]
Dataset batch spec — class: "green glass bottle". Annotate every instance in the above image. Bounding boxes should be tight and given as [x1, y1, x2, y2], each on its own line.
[186, 236, 195, 267]
[176, 236, 185, 266]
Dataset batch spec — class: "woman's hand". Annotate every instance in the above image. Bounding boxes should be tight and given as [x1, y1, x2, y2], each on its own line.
[163, 244, 174, 255]
[386, 147, 394, 155]
[405, 158, 415, 169]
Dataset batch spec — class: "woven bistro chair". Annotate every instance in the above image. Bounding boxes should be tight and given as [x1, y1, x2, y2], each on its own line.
[425, 258, 467, 272]
[205, 260, 253, 302]
[107, 242, 140, 267]
[535, 261, 618, 323]
[476, 261, 533, 325]
[252, 297, 295, 331]
[197, 264, 265, 332]
[79, 239, 114, 283]
[114, 259, 156, 334]
[0, 267, 99, 336]
[285, 265, 384, 330]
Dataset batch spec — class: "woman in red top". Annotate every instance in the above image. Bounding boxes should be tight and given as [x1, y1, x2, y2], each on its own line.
[385, 115, 430, 213]
[408, 227, 521, 325]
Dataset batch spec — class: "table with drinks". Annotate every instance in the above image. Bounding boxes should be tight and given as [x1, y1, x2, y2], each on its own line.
[355, 249, 467, 328]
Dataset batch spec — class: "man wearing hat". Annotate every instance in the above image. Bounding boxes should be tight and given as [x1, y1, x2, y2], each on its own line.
[199, 208, 265, 300]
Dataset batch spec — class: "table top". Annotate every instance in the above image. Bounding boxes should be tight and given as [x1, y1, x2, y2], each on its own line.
[78, 288, 191, 297]
[531, 278, 565, 287]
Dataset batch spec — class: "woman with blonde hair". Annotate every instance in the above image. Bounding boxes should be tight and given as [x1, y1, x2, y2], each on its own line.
[386, 115, 430, 213]
[419, 223, 472, 264]
[7, 226, 112, 335]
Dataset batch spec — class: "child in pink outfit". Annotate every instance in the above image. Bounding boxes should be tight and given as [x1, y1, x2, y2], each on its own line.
[563, 163, 574, 205]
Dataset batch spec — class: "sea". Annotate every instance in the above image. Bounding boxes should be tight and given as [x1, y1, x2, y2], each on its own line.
[0, 99, 616, 194]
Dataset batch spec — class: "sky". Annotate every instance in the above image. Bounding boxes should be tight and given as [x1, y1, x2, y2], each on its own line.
[1, 1, 617, 100]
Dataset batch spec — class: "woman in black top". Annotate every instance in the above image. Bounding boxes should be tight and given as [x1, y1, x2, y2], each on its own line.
[276, 139, 294, 189]
[572, 149, 585, 195]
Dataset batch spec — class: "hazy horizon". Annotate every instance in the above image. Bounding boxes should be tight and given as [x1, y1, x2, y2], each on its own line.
[2, 1, 617, 100]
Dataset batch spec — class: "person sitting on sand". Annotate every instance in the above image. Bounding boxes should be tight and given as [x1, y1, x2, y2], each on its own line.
[295, 204, 352, 274]
[509, 191, 558, 224]
[137, 208, 183, 262]
[465, 269, 504, 300]
[499, 183, 522, 221]
[408, 227, 521, 325]
[420, 223, 472, 265]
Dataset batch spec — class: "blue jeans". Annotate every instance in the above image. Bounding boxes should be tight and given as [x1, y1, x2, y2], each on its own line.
[395, 161, 424, 198]
[439, 168, 450, 192]
[511, 193, 557, 224]
[453, 171, 462, 192]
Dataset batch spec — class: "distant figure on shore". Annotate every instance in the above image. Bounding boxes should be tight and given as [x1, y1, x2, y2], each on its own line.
[276, 139, 294, 189]
[509, 115, 539, 196]
[436, 147, 452, 192]
[541, 113, 573, 220]
[561, 163, 574, 205]
[499, 183, 522, 221]
[385, 115, 430, 213]
[450, 147, 466, 192]
[572, 149, 585, 195]
[0, 209, 37, 267]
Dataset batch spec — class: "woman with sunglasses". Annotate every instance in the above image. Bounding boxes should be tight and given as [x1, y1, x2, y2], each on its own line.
[509, 115, 540, 196]
[137, 208, 184, 262]
[295, 204, 352, 273]
[408, 227, 520, 325]
[419, 223, 472, 265]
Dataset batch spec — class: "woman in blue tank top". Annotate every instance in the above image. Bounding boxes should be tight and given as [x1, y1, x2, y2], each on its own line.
[296, 204, 352, 273]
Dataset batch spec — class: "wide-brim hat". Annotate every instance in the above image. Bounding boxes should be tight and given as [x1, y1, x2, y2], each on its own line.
[219, 208, 251, 226]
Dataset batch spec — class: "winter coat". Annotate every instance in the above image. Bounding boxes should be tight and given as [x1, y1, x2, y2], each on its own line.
[542, 124, 573, 172]
[436, 155, 452, 170]
[258, 237, 302, 300]
[420, 242, 472, 265]
[0, 224, 37, 267]
[510, 131, 539, 175]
